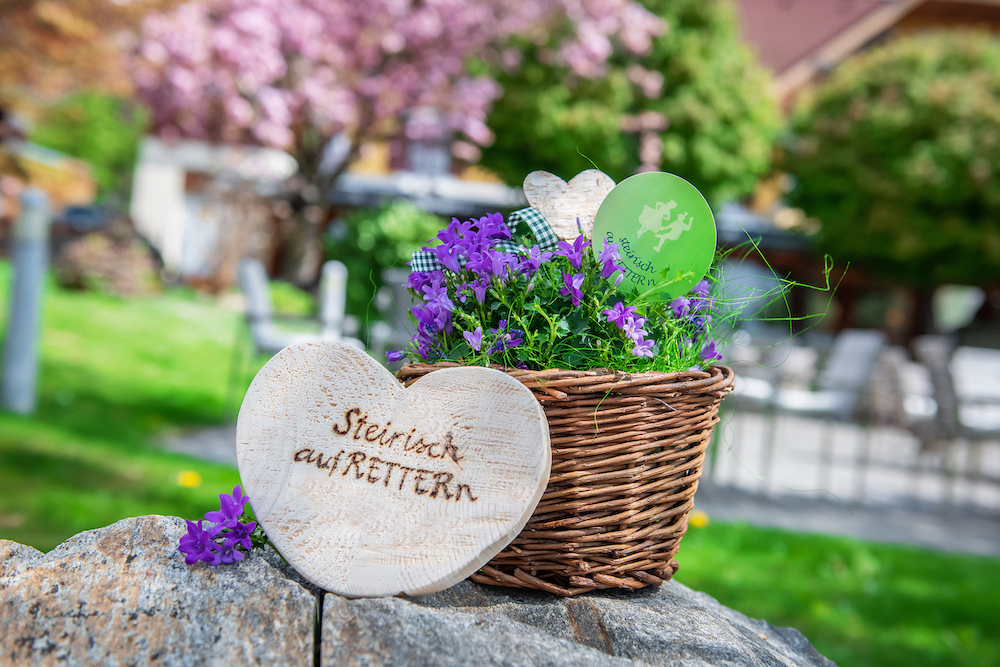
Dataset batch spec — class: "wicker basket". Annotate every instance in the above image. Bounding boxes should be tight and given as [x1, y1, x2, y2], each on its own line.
[397, 362, 734, 596]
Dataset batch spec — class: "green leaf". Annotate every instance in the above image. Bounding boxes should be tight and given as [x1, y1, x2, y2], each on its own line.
[445, 340, 473, 360]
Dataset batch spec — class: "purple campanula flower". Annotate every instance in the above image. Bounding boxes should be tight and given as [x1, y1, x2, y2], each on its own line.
[422, 280, 455, 313]
[464, 249, 487, 276]
[411, 305, 437, 332]
[210, 536, 246, 566]
[466, 248, 515, 280]
[488, 249, 518, 281]
[406, 270, 442, 293]
[597, 242, 626, 283]
[410, 330, 439, 361]
[477, 212, 512, 240]
[602, 302, 638, 329]
[555, 235, 591, 270]
[622, 316, 648, 342]
[688, 314, 709, 332]
[434, 308, 453, 334]
[598, 241, 620, 264]
[631, 338, 655, 358]
[430, 242, 464, 273]
[518, 245, 553, 277]
[411, 282, 453, 334]
[700, 340, 723, 362]
[464, 327, 483, 352]
[454, 227, 486, 255]
[559, 272, 586, 307]
[204, 486, 249, 529]
[601, 260, 626, 285]
[692, 279, 711, 298]
[489, 321, 524, 353]
[412, 300, 451, 337]
[470, 277, 490, 304]
[386, 350, 405, 362]
[436, 218, 474, 246]
[225, 520, 257, 551]
[670, 297, 690, 319]
[178, 519, 218, 565]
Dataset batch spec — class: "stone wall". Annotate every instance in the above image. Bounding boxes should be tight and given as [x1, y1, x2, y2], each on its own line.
[1, 516, 835, 666]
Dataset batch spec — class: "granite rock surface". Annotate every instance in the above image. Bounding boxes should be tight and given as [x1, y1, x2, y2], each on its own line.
[323, 580, 835, 666]
[1, 516, 835, 666]
[0, 515, 315, 666]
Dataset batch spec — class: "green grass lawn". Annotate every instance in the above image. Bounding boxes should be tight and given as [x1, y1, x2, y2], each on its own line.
[675, 520, 1000, 667]
[1, 260, 998, 667]
[0, 260, 250, 549]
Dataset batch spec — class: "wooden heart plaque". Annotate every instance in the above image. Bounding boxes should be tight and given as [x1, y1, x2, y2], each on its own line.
[523, 169, 616, 241]
[236, 342, 551, 597]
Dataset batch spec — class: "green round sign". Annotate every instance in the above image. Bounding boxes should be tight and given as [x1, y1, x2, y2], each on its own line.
[592, 172, 716, 299]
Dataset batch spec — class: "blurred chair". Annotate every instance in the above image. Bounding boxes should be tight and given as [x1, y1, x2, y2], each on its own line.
[773, 329, 887, 419]
[911, 335, 960, 451]
[950, 346, 1000, 439]
[731, 329, 886, 418]
[728, 329, 886, 495]
[238, 257, 363, 355]
[910, 338, 1000, 509]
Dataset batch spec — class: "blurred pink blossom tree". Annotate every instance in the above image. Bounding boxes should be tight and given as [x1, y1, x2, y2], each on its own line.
[129, 0, 663, 187]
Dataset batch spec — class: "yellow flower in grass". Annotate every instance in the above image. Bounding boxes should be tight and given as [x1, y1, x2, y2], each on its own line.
[176, 471, 202, 488]
[689, 509, 709, 528]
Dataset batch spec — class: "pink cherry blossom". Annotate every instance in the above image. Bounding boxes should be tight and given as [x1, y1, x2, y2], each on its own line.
[128, 0, 664, 177]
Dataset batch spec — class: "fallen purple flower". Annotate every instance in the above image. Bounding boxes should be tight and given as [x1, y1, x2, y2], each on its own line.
[386, 350, 405, 362]
[204, 485, 250, 529]
[210, 536, 246, 566]
[178, 519, 217, 565]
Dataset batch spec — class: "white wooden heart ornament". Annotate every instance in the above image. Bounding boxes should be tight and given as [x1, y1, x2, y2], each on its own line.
[236, 342, 551, 598]
[523, 169, 616, 241]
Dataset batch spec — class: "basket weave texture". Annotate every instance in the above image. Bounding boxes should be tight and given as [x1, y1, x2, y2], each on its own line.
[397, 362, 734, 596]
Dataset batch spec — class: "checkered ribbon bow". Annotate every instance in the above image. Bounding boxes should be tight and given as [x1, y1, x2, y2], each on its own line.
[408, 207, 559, 273]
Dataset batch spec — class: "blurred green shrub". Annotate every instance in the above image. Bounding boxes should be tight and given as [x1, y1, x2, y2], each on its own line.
[269, 280, 315, 318]
[30, 93, 148, 199]
[480, 0, 780, 204]
[783, 31, 1000, 287]
[323, 200, 446, 324]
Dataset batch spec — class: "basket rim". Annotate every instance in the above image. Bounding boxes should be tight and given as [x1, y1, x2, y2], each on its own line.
[397, 362, 734, 400]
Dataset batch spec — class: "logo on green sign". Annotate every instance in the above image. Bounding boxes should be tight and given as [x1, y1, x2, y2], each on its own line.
[592, 172, 716, 299]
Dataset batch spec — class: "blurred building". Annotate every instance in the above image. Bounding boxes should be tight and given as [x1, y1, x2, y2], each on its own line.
[130, 129, 524, 286]
[735, 0, 1000, 109]
[130, 137, 297, 282]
